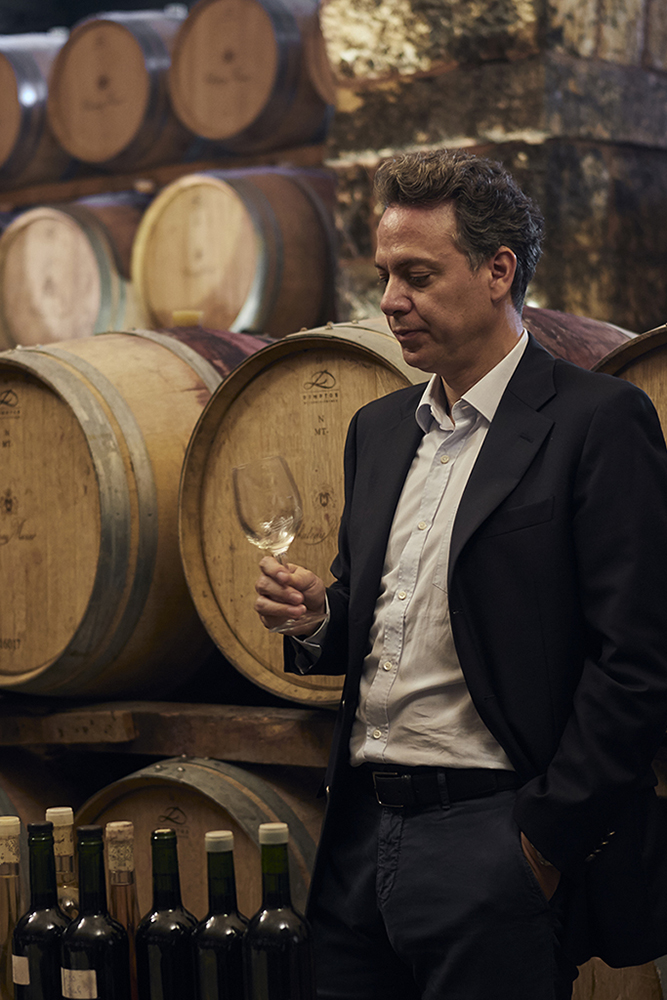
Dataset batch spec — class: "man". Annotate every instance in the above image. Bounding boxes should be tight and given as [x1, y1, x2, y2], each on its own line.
[254, 149, 667, 999]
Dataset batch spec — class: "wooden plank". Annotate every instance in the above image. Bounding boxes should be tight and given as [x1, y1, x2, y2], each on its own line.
[0, 145, 326, 210]
[0, 701, 335, 767]
[0, 702, 136, 744]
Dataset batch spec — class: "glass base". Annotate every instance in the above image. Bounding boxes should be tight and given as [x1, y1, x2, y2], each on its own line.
[268, 610, 327, 636]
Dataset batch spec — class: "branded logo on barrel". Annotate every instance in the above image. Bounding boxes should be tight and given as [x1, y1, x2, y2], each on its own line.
[0, 389, 19, 418]
[158, 806, 187, 826]
[302, 370, 339, 405]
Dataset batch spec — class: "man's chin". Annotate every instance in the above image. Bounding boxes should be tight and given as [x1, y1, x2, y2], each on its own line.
[400, 345, 436, 373]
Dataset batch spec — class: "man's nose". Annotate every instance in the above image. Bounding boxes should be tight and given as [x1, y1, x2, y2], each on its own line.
[380, 277, 410, 316]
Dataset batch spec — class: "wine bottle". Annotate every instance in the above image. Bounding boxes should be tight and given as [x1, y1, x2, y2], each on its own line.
[0, 816, 21, 1000]
[192, 830, 248, 1000]
[12, 821, 69, 999]
[60, 825, 130, 1000]
[105, 821, 140, 1000]
[45, 807, 79, 920]
[135, 828, 197, 1000]
[244, 822, 315, 1000]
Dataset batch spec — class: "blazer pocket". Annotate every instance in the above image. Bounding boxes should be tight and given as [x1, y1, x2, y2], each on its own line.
[477, 496, 555, 538]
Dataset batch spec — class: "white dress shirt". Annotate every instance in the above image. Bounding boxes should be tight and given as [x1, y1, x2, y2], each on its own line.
[300, 332, 528, 770]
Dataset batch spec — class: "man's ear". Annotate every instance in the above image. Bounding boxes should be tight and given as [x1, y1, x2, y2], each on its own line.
[489, 247, 517, 303]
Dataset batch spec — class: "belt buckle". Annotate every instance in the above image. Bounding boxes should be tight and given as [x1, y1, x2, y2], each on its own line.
[372, 771, 415, 808]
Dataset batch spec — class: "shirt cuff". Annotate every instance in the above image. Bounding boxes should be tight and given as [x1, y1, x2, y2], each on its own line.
[289, 599, 330, 673]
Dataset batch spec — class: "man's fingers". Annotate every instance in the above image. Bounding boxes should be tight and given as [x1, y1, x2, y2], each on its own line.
[255, 570, 305, 606]
[253, 558, 326, 631]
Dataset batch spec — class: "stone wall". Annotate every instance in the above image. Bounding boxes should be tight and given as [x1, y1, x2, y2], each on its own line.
[318, 0, 667, 333]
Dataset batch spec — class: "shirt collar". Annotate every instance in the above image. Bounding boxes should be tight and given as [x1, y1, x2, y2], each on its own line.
[416, 330, 529, 431]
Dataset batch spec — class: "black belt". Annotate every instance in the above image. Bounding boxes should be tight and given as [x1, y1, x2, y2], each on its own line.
[354, 763, 519, 809]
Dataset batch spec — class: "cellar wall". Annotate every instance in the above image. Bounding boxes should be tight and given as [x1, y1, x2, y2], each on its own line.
[319, 0, 667, 332]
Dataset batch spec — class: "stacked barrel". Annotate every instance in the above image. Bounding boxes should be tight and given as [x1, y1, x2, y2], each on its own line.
[0, 166, 338, 348]
[0, 1, 336, 185]
[0, 3, 342, 709]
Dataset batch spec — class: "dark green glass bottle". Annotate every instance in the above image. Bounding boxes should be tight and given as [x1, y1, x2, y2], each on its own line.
[244, 823, 315, 1000]
[136, 828, 197, 1000]
[60, 825, 131, 1000]
[12, 821, 70, 999]
[192, 830, 248, 1000]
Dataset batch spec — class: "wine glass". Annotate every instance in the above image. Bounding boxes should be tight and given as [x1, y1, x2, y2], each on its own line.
[232, 456, 326, 634]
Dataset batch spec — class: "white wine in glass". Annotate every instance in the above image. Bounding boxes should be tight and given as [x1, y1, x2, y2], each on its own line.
[232, 456, 326, 634]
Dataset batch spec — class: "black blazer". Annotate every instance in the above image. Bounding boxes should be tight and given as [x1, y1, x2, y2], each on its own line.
[290, 335, 667, 966]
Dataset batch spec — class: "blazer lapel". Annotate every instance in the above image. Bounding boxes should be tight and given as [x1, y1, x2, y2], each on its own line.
[448, 336, 557, 586]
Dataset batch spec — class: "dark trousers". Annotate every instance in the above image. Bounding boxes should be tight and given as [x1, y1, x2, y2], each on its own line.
[309, 765, 579, 1000]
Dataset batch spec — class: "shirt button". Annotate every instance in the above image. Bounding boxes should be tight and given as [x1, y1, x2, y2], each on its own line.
[372, 729, 382, 740]
[383, 661, 392, 671]
[441, 454, 450, 464]
[397, 591, 407, 600]
[418, 521, 427, 530]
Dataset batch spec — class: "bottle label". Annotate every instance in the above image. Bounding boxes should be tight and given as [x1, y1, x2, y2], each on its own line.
[12, 954, 30, 986]
[61, 968, 98, 998]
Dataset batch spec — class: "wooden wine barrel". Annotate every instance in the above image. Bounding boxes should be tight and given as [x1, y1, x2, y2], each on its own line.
[46, 10, 192, 171]
[0, 30, 73, 188]
[178, 319, 426, 707]
[522, 305, 635, 368]
[74, 757, 324, 918]
[178, 310, 632, 706]
[130, 166, 337, 337]
[594, 323, 667, 436]
[0, 327, 263, 698]
[168, 0, 335, 154]
[0, 193, 150, 349]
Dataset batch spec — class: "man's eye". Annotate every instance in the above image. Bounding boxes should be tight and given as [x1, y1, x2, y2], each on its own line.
[376, 274, 389, 287]
[409, 273, 430, 286]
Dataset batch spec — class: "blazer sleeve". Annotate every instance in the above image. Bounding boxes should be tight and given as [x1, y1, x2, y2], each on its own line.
[514, 383, 667, 872]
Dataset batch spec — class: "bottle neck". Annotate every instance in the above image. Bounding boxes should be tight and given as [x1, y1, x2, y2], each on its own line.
[151, 837, 183, 910]
[260, 843, 292, 909]
[55, 855, 75, 881]
[207, 850, 239, 915]
[78, 839, 108, 915]
[108, 837, 135, 887]
[29, 836, 58, 910]
[53, 825, 75, 881]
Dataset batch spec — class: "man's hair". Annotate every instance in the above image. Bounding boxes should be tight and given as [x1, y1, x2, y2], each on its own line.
[373, 149, 544, 313]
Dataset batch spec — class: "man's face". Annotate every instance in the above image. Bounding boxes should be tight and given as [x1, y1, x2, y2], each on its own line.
[375, 202, 502, 379]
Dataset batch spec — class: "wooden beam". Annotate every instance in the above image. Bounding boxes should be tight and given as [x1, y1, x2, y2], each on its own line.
[0, 703, 136, 745]
[0, 145, 326, 210]
[0, 701, 335, 768]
